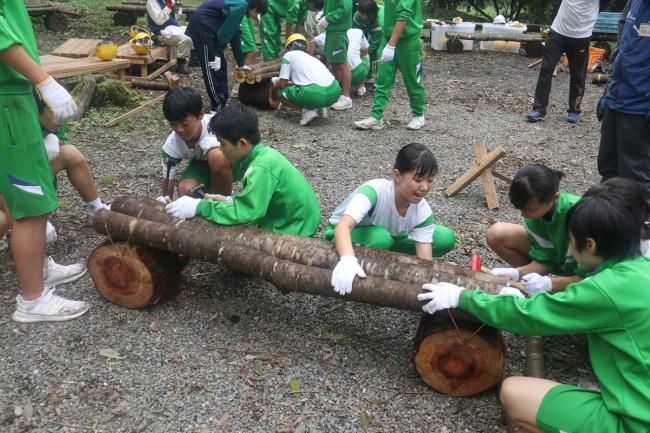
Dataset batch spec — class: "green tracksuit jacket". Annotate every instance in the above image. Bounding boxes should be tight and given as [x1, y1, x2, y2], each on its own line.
[286, 0, 308, 27]
[352, 5, 384, 63]
[324, 0, 352, 32]
[260, 0, 296, 60]
[381, 0, 421, 40]
[460, 256, 650, 433]
[523, 192, 582, 276]
[195, 143, 320, 236]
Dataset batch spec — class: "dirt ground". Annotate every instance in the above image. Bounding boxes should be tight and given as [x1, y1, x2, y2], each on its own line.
[0, 9, 605, 433]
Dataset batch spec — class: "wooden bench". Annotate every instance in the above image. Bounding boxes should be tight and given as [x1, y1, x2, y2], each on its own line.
[116, 44, 176, 81]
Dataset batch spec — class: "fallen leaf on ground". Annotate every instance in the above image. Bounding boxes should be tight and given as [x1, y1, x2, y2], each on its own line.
[358, 410, 371, 427]
[98, 348, 123, 360]
[288, 377, 302, 396]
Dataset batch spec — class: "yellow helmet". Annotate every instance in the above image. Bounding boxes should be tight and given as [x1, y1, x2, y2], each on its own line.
[285, 33, 307, 50]
[130, 32, 153, 55]
[129, 24, 152, 39]
[96, 41, 118, 61]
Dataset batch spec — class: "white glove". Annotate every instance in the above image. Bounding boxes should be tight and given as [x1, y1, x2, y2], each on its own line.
[271, 77, 280, 86]
[43, 133, 60, 161]
[208, 56, 222, 71]
[317, 16, 329, 29]
[331, 256, 366, 295]
[522, 273, 552, 295]
[156, 196, 171, 204]
[490, 267, 520, 281]
[236, 65, 251, 71]
[418, 282, 464, 315]
[315, 11, 324, 21]
[36, 76, 77, 122]
[380, 45, 395, 63]
[498, 286, 525, 298]
[165, 195, 200, 219]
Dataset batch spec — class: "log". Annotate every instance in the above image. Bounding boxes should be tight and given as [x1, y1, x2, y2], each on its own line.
[525, 335, 544, 378]
[234, 69, 248, 83]
[257, 70, 279, 81]
[445, 31, 543, 43]
[238, 79, 280, 110]
[591, 73, 609, 85]
[88, 240, 189, 308]
[108, 196, 513, 292]
[414, 313, 504, 396]
[131, 79, 171, 91]
[248, 58, 282, 73]
[70, 77, 96, 121]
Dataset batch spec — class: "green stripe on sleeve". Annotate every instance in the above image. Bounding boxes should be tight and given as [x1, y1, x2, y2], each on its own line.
[357, 185, 378, 207]
[415, 214, 434, 229]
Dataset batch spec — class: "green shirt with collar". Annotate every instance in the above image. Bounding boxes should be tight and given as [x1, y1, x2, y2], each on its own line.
[196, 143, 320, 236]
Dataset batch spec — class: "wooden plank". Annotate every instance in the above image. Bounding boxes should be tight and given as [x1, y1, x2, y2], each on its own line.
[528, 59, 542, 68]
[145, 59, 176, 81]
[491, 169, 511, 183]
[473, 143, 499, 210]
[53, 38, 102, 58]
[163, 71, 180, 89]
[105, 93, 166, 127]
[41, 55, 130, 78]
[445, 146, 506, 197]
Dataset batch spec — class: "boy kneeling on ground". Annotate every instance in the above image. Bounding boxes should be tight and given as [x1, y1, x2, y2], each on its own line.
[272, 33, 341, 126]
[159, 87, 232, 200]
[165, 104, 321, 237]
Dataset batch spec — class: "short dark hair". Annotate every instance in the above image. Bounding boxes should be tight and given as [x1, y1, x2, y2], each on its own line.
[248, 0, 268, 14]
[357, 0, 378, 19]
[394, 143, 438, 179]
[567, 194, 640, 260]
[307, 0, 324, 10]
[208, 103, 261, 145]
[509, 164, 564, 210]
[583, 177, 650, 239]
[163, 87, 203, 122]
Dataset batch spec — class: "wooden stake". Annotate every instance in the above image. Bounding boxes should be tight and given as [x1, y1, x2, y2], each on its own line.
[473, 142, 499, 209]
[105, 93, 166, 127]
[445, 147, 506, 197]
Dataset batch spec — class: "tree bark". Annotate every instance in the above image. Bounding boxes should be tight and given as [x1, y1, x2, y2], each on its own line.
[108, 196, 513, 292]
[70, 77, 96, 121]
[414, 313, 505, 396]
[88, 240, 189, 308]
[130, 79, 171, 91]
[525, 335, 544, 378]
[238, 79, 280, 110]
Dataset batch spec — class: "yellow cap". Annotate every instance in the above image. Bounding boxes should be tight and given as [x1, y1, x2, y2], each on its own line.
[285, 33, 307, 49]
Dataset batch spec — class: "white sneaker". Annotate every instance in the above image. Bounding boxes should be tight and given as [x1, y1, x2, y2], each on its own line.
[406, 116, 426, 130]
[299, 109, 318, 126]
[43, 256, 87, 287]
[331, 95, 353, 111]
[354, 117, 385, 130]
[13, 287, 89, 323]
[356, 85, 367, 97]
[46, 220, 58, 244]
[318, 107, 328, 119]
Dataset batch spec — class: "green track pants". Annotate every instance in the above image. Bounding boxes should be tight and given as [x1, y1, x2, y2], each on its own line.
[323, 223, 456, 257]
[371, 36, 425, 120]
[260, 12, 282, 61]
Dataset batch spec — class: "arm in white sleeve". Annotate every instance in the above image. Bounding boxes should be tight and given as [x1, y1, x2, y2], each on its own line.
[146, 0, 172, 26]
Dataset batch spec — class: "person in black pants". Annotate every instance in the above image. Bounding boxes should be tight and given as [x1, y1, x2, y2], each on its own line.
[526, 0, 600, 123]
[185, 0, 268, 113]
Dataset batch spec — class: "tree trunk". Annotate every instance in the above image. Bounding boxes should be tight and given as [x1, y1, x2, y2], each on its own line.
[108, 196, 513, 292]
[525, 335, 544, 378]
[238, 79, 280, 110]
[70, 77, 96, 122]
[88, 240, 189, 308]
[591, 73, 609, 85]
[257, 70, 279, 81]
[130, 79, 171, 91]
[414, 313, 505, 396]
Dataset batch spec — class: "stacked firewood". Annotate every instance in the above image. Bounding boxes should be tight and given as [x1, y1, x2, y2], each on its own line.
[233, 59, 282, 84]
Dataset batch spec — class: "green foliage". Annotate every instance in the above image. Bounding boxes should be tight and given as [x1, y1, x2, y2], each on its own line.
[92, 80, 146, 109]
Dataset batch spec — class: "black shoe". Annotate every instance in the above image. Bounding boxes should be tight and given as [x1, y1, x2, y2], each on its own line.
[176, 58, 190, 75]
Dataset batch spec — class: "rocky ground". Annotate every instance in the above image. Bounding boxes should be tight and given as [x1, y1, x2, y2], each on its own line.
[0, 7, 603, 433]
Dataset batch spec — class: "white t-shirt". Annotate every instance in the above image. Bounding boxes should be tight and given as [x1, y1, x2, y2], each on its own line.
[551, 0, 600, 38]
[329, 178, 435, 243]
[279, 50, 336, 87]
[161, 113, 219, 179]
[641, 239, 650, 257]
[314, 28, 369, 70]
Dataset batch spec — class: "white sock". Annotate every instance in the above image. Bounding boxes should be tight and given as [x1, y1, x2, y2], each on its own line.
[45, 221, 57, 244]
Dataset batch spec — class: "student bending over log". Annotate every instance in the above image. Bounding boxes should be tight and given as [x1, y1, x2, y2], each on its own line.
[324, 143, 456, 295]
[418, 189, 650, 433]
[165, 103, 320, 237]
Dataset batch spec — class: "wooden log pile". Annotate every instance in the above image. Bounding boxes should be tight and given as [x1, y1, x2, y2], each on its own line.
[233, 59, 282, 84]
[90, 196, 519, 396]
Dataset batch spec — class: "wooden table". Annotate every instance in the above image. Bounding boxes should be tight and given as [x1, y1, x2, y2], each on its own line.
[116, 44, 176, 81]
[41, 55, 130, 80]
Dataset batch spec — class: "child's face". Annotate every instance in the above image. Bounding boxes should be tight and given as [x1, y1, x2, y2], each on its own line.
[568, 232, 601, 271]
[169, 113, 203, 144]
[519, 194, 558, 219]
[393, 169, 434, 204]
[218, 137, 250, 163]
[39, 107, 61, 133]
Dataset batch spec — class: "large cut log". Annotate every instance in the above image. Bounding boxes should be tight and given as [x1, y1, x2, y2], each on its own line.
[445, 31, 543, 43]
[70, 77, 96, 121]
[414, 314, 504, 396]
[130, 79, 171, 91]
[88, 240, 189, 308]
[238, 79, 280, 110]
[109, 196, 513, 291]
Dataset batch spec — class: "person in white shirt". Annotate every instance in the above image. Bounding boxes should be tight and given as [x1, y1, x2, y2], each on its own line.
[324, 143, 456, 295]
[159, 88, 232, 200]
[314, 28, 370, 96]
[146, 0, 194, 74]
[271, 33, 342, 126]
[526, 0, 600, 124]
